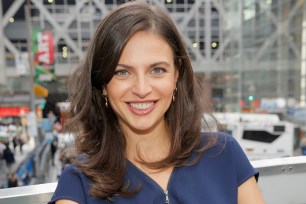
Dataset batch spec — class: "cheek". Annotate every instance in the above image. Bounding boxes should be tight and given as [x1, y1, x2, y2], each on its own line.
[158, 81, 176, 98]
[106, 81, 129, 102]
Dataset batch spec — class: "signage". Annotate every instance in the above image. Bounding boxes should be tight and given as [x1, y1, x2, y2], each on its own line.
[0, 107, 29, 117]
[33, 30, 55, 82]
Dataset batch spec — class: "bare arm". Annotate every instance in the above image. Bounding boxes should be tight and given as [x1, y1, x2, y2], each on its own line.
[238, 176, 265, 204]
[56, 199, 79, 204]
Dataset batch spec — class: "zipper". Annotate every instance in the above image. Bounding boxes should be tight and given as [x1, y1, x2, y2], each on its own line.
[164, 190, 169, 204]
[164, 169, 174, 204]
[127, 160, 174, 203]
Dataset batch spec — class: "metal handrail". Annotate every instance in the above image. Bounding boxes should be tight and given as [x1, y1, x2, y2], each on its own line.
[0, 182, 57, 204]
[0, 156, 305, 204]
[251, 156, 306, 204]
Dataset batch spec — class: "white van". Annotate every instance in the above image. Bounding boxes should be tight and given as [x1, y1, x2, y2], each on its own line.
[209, 112, 297, 160]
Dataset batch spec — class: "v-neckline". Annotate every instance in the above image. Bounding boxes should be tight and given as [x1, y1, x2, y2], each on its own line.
[126, 159, 175, 193]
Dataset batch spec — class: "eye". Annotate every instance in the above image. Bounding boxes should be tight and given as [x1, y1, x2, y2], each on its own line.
[114, 69, 129, 76]
[151, 67, 165, 75]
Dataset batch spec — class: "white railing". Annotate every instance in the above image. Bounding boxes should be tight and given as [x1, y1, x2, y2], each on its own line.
[0, 182, 56, 204]
[0, 156, 305, 204]
[252, 156, 306, 204]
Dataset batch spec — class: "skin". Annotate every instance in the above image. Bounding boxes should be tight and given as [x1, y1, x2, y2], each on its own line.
[103, 31, 178, 166]
[238, 177, 266, 203]
[56, 200, 77, 204]
[104, 31, 178, 135]
[56, 31, 265, 204]
[104, 31, 178, 190]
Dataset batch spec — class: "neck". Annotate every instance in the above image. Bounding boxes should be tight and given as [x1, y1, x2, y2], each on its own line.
[123, 120, 171, 163]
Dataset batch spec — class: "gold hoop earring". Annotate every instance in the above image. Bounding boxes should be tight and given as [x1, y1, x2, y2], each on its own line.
[172, 87, 177, 103]
[103, 95, 109, 107]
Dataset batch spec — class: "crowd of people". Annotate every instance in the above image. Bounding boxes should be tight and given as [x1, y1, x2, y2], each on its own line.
[0, 128, 29, 188]
[0, 109, 65, 189]
[42, 110, 72, 173]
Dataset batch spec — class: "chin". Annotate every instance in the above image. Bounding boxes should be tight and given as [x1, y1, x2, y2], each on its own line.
[130, 123, 156, 133]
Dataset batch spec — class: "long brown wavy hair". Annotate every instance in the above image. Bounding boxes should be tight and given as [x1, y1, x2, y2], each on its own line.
[65, 0, 218, 199]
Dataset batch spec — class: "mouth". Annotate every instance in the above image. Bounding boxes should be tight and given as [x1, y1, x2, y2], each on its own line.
[129, 102, 155, 110]
[127, 101, 157, 115]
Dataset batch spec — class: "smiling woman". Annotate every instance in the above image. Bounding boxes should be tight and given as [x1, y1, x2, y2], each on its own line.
[48, 1, 265, 204]
[104, 31, 178, 134]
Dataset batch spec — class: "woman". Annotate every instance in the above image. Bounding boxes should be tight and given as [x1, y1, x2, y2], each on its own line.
[49, 1, 265, 203]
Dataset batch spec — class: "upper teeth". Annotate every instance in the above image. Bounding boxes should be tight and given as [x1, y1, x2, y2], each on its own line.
[130, 102, 154, 110]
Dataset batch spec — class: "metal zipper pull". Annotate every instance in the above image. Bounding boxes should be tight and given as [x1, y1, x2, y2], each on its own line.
[164, 190, 169, 204]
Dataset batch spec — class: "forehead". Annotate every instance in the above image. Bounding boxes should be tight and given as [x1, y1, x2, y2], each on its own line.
[119, 31, 175, 64]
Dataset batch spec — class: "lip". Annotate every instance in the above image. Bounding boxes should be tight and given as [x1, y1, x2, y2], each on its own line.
[126, 100, 158, 115]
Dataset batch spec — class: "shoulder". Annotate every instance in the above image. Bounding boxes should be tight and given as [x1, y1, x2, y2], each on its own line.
[60, 164, 90, 186]
[48, 164, 90, 204]
[200, 132, 258, 185]
[200, 132, 236, 156]
[61, 164, 81, 176]
[201, 131, 235, 141]
[199, 132, 251, 168]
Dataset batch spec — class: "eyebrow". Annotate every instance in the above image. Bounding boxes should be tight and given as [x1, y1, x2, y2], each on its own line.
[117, 61, 171, 69]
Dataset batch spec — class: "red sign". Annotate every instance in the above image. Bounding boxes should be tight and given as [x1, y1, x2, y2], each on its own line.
[0, 107, 29, 117]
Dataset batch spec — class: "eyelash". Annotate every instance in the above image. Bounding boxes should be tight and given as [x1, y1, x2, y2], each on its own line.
[113, 67, 167, 77]
[114, 69, 129, 76]
[151, 67, 166, 74]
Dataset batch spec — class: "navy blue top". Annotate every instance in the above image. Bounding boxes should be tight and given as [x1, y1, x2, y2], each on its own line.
[48, 133, 258, 204]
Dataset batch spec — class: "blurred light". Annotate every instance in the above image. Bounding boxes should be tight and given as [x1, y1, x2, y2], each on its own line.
[276, 98, 286, 108]
[211, 42, 218, 48]
[40, 101, 46, 108]
[20, 109, 25, 115]
[166, 0, 173, 4]
[62, 46, 68, 59]
[266, 0, 272, 4]
[253, 100, 261, 107]
[48, 0, 53, 3]
[248, 95, 254, 101]
[192, 42, 198, 48]
[240, 100, 245, 107]
[9, 17, 14, 23]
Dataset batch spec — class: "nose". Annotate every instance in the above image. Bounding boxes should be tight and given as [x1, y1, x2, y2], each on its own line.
[131, 74, 152, 98]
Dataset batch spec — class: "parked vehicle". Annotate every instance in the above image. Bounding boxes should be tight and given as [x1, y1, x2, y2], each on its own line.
[206, 112, 298, 160]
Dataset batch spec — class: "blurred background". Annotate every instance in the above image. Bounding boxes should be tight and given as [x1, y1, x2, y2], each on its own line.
[0, 0, 306, 190]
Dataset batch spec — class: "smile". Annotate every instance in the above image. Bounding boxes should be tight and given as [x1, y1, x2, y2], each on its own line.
[129, 102, 154, 110]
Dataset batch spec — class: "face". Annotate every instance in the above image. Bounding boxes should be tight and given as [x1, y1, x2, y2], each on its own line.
[103, 31, 178, 134]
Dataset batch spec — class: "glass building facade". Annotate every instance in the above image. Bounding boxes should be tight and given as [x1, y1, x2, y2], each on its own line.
[0, 0, 305, 114]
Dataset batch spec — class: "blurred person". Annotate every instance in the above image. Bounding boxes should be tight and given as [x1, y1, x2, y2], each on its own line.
[48, 111, 57, 126]
[0, 141, 5, 174]
[50, 131, 59, 166]
[12, 136, 19, 152]
[49, 1, 265, 204]
[0, 141, 5, 158]
[17, 136, 24, 154]
[3, 142, 15, 176]
[22, 172, 31, 186]
[8, 172, 18, 188]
